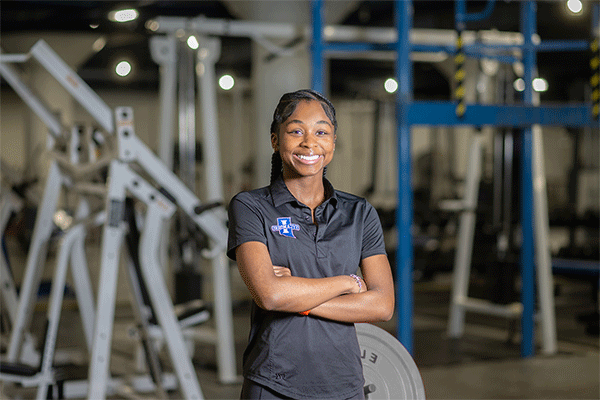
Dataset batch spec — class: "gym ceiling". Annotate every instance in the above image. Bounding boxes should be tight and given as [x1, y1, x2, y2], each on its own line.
[0, 0, 594, 101]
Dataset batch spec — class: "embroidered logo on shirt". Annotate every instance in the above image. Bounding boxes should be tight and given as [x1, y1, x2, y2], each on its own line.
[271, 217, 300, 238]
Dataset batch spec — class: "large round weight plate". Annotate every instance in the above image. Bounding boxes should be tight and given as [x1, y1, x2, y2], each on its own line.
[356, 323, 425, 400]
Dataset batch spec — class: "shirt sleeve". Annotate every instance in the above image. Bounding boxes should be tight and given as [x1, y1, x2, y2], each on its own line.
[360, 200, 387, 260]
[227, 193, 267, 261]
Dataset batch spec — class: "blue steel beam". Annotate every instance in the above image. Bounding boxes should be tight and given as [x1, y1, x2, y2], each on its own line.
[520, 0, 536, 359]
[456, 0, 497, 24]
[324, 40, 590, 57]
[407, 102, 596, 127]
[311, 0, 325, 94]
[395, 0, 415, 354]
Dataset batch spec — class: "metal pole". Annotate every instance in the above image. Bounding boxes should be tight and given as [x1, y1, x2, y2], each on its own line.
[196, 36, 238, 384]
[395, 0, 414, 353]
[149, 35, 178, 170]
[519, 0, 536, 358]
[311, 0, 325, 94]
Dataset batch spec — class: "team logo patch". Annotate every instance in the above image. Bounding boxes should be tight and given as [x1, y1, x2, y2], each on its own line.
[271, 217, 300, 238]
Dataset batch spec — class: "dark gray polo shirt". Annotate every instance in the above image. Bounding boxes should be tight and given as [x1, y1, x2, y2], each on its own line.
[227, 176, 386, 399]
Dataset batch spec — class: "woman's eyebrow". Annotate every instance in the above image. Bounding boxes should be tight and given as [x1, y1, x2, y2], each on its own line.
[285, 119, 332, 127]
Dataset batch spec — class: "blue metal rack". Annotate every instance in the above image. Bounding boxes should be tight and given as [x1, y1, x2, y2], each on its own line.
[310, 0, 599, 356]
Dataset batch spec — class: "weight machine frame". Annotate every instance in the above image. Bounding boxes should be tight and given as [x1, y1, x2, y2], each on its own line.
[0, 39, 237, 386]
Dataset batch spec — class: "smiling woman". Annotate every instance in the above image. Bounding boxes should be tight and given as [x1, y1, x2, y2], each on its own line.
[227, 89, 395, 400]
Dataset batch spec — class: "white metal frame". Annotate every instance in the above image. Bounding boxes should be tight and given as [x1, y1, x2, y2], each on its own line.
[445, 131, 556, 354]
[0, 210, 102, 400]
[114, 106, 237, 384]
[2, 40, 237, 382]
[88, 144, 204, 399]
[0, 187, 25, 329]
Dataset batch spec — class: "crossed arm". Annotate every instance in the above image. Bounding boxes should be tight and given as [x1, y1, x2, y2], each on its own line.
[235, 241, 395, 323]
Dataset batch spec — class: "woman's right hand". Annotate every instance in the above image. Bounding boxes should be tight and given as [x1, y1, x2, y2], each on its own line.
[273, 266, 292, 277]
[348, 274, 366, 294]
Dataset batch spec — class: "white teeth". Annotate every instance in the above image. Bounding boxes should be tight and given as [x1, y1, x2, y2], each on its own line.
[298, 154, 319, 161]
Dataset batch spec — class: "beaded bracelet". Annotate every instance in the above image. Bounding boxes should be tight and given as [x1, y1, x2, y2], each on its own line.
[349, 274, 362, 291]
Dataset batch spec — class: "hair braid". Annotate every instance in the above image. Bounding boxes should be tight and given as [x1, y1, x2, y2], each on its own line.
[270, 152, 283, 185]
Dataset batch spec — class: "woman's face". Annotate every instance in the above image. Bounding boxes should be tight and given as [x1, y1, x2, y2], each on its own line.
[272, 100, 336, 180]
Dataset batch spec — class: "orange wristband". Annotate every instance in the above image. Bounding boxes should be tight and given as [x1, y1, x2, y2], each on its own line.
[299, 310, 311, 316]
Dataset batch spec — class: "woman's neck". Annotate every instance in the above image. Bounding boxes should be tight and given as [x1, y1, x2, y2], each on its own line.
[283, 173, 325, 211]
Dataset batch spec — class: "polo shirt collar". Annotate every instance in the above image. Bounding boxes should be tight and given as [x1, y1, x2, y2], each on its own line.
[270, 175, 338, 209]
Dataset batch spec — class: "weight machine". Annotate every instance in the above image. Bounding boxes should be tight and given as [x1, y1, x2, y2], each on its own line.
[0, 208, 103, 400]
[0, 39, 238, 397]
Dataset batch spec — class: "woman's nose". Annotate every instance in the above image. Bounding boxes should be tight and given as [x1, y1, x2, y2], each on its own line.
[301, 133, 317, 147]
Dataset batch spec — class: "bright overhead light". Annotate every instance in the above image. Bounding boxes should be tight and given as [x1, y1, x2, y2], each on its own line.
[384, 78, 398, 94]
[187, 36, 199, 50]
[513, 77, 548, 92]
[108, 8, 139, 23]
[533, 77, 548, 92]
[219, 74, 235, 91]
[566, 0, 583, 14]
[115, 60, 132, 77]
[514, 78, 525, 92]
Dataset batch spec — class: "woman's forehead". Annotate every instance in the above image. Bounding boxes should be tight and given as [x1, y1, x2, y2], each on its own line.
[286, 100, 331, 123]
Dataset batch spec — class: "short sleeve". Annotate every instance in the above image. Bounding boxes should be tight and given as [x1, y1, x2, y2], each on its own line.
[227, 193, 267, 261]
[360, 201, 386, 260]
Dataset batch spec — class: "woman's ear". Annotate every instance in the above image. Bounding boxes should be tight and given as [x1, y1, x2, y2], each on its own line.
[271, 132, 279, 151]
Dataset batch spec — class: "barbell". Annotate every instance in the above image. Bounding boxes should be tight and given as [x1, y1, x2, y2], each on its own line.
[356, 323, 426, 400]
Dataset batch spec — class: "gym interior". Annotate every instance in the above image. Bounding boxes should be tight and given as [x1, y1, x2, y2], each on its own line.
[0, 1, 598, 399]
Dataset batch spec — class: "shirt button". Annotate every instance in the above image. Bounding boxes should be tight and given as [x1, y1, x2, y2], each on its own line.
[304, 215, 310, 221]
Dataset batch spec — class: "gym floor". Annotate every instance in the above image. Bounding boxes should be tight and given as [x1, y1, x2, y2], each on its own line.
[1, 268, 598, 399]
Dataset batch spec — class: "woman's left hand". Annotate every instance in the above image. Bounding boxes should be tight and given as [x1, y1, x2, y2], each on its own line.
[273, 266, 292, 277]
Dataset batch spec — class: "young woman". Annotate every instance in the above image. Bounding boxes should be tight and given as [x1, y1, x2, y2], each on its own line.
[227, 89, 395, 399]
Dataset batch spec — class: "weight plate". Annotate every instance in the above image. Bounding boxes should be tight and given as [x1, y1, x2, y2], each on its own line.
[356, 323, 425, 400]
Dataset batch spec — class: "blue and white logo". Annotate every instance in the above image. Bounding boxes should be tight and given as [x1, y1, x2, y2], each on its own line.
[271, 217, 300, 238]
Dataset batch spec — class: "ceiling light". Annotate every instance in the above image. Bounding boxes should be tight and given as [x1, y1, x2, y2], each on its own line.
[514, 78, 525, 92]
[566, 0, 583, 14]
[219, 74, 235, 91]
[532, 77, 548, 92]
[513, 77, 548, 92]
[187, 36, 199, 50]
[384, 78, 398, 94]
[115, 60, 132, 77]
[108, 8, 139, 23]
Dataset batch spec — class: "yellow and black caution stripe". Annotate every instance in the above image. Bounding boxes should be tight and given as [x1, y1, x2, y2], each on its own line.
[591, 37, 599, 120]
[455, 32, 466, 118]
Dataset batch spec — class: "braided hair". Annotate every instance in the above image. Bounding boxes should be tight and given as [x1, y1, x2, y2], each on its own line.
[269, 89, 337, 185]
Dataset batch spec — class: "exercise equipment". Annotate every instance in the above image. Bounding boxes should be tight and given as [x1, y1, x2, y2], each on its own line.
[355, 323, 425, 400]
[1, 40, 238, 397]
[444, 127, 557, 354]
[0, 209, 104, 400]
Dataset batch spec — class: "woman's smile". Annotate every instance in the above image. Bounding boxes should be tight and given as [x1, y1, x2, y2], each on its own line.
[294, 153, 322, 164]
